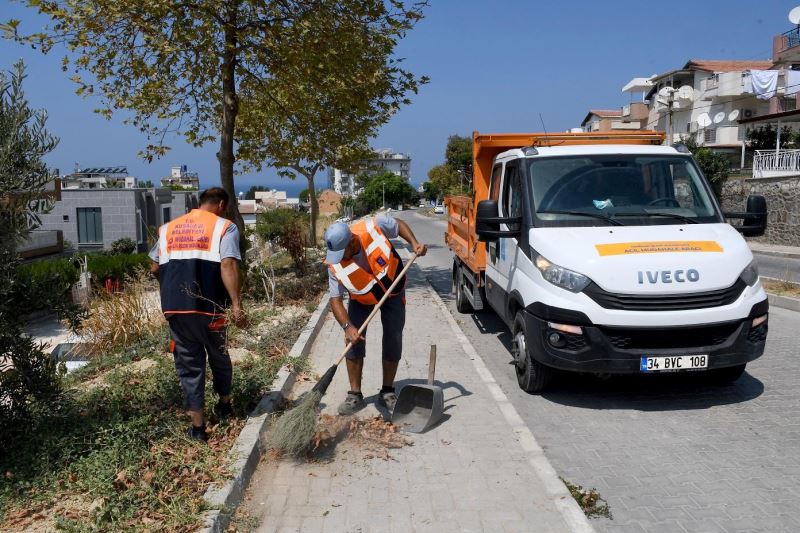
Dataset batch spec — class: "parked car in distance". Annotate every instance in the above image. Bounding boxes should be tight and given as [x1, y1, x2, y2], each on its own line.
[434, 204, 445, 214]
[419, 202, 426, 208]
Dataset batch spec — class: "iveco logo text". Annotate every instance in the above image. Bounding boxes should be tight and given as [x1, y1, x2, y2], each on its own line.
[637, 269, 700, 284]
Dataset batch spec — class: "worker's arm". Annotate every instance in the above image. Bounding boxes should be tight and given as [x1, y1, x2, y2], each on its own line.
[150, 261, 159, 281]
[221, 257, 247, 328]
[331, 296, 363, 345]
[395, 218, 427, 256]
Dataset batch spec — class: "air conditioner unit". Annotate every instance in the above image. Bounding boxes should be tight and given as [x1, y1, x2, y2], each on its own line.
[742, 109, 754, 119]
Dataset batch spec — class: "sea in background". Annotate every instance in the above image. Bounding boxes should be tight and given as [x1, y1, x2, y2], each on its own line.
[198, 175, 313, 198]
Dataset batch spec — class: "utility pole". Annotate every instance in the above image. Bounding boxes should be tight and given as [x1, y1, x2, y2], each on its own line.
[382, 181, 385, 209]
[666, 88, 675, 146]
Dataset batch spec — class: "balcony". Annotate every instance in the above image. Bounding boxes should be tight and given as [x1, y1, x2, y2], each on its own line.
[753, 149, 800, 178]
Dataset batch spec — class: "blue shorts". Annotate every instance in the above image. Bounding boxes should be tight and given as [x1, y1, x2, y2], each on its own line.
[346, 295, 406, 362]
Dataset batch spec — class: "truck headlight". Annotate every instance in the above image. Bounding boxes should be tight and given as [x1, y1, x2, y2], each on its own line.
[739, 259, 759, 286]
[533, 252, 591, 293]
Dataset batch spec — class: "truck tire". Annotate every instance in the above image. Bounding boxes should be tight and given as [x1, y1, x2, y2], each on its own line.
[512, 311, 553, 393]
[707, 363, 746, 385]
[454, 265, 473, 314]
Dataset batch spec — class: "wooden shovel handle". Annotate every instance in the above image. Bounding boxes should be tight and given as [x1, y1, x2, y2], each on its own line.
[335, 252, 419, 366]
[428, 345, 436, 386]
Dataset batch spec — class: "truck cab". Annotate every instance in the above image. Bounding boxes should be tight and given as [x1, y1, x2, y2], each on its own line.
[446, 132, 769, 392]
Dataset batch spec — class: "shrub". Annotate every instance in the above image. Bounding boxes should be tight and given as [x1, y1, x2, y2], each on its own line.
[254, 208, 306, 242]
[109, 237, 137, 255]
[87, 253, 151, 283]
[16, 258, 80, 314]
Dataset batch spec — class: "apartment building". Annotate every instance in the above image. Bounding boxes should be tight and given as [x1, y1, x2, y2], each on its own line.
[160, 165, 200, 190]
[328, 149, 411, 197]
[580, 103, 649, 132]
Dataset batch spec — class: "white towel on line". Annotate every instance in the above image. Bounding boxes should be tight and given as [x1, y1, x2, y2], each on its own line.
[750, 70, 779, 100]
[786, 70, 800, 96]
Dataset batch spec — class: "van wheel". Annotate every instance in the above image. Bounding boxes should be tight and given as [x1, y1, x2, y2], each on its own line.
[707, 364, 746, 384]
[455, 266, 473, 314]
[512, 312, 552, 393]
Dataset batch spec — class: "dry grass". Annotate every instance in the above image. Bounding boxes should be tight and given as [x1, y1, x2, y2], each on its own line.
[762, 278, 800, 298]
[79, 273, 165, 356]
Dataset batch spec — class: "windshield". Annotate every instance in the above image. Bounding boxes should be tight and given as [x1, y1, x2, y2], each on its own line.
[527, 154, 721, 227]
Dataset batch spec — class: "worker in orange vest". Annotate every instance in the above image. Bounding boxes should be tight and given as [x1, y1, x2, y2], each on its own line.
[149, 187, 247, 442]
[324, 215, 427, 415]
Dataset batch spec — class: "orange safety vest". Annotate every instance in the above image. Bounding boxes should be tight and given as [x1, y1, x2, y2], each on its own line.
[157, 209, 232, 318]
[326, 218, 404, 305]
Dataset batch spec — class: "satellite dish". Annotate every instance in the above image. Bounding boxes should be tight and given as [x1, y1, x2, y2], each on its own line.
[713, 111, 726, 124]
[729, 109, 740, 121]
[677, 85, 694, 101]
[697, 113, 712, 128]
[658, 86, 675, 98]
[790, 6, 800, 25]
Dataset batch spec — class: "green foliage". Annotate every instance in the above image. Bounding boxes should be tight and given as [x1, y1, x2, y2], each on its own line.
[746, 124, 799, 151]
[254, 209, 308, 271]
[680, 136, 730, 198]
[299, 188, 310, 203]
[137, 179, 154, 188]
[16, 258, 79, 313]
[244, 185, 268, 200]
[358, 171, 415, 212]
[87, 253, 150, 282]
[0, 60, 59, 244]
[425, 135, 473, 197]
[110, 237, 137, 255]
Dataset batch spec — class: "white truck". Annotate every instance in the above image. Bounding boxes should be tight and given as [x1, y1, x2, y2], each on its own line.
[445, 131, 769, 392]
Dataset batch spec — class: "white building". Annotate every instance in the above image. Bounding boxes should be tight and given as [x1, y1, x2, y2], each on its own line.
[61, 166, 138, 189]
[635, 59, 773, 166]
[328, 149, 411, 197]
[254, 189, 291, 208]
[160, 165, 200, 190]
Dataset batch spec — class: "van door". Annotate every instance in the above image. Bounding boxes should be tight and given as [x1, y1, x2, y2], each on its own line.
[485, 162, 505, 314]
[486, 160, 522, 321]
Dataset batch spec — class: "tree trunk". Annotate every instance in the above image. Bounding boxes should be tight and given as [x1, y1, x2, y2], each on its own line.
[218, 11, 244, 241]
[307, 174, 318, 245]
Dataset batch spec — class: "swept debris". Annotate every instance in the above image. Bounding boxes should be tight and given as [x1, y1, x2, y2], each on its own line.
[311, 415, 413, 461]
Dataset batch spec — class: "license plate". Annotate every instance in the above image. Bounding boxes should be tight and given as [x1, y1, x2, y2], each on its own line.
[640, 355, 707, 372]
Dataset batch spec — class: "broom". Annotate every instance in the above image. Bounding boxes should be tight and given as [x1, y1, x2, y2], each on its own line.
[270, 252, 419, 456]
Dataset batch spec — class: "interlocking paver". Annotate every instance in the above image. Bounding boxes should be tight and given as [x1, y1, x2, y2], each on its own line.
[241, 264, 577, 532]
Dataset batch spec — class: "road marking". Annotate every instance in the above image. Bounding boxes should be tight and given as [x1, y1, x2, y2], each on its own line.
[400, 249, 596, 533]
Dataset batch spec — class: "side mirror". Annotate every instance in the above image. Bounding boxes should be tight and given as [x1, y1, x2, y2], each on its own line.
[723, 194, 767, 237]
[475, 200, 521, 241]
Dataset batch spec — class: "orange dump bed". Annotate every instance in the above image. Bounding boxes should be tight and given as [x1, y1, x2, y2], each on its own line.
[444, 130, 666, 276]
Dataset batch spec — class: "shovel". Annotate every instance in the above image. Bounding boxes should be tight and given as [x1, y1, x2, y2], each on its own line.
[392, 344, 444, 433]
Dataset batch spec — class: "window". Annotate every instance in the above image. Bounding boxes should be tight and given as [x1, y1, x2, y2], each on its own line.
[77, 207, 103, 244]
[489, 164, 502, 201]
[703, 129, 716, 144]
[162, 206, 171, 223]
[502, 163, 522, 233]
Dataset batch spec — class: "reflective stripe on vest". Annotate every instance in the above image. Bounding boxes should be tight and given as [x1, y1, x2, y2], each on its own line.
[331, 262, 378, 295]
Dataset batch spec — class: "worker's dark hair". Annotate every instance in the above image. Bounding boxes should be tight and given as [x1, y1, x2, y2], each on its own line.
[199, 187, 229, 206]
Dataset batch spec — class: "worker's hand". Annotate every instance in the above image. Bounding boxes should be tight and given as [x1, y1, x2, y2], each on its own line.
[230, 305, 249, 329]
[344, 325, 364, 346]
[412, 242, 428, 257]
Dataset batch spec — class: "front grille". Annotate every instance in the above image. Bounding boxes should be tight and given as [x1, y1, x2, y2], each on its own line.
[747, 323, 768, 343]
[583, 279, 746, 311]
[600, 322, 740, 350]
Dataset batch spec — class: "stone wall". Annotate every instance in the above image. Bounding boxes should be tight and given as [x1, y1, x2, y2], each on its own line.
[720, 176, 800, 246]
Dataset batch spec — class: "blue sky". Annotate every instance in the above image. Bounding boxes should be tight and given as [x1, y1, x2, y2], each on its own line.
[0, 0, 794, 196]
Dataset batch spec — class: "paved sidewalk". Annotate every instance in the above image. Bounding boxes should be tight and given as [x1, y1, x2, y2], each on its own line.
[748, 241, 800, 259]
[243, 261, 585, 533]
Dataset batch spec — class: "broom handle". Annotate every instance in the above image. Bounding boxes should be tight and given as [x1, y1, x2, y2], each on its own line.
[334, 251, 419, 366]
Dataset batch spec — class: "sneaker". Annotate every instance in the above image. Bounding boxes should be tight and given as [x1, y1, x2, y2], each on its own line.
[377, 390, 398, 412]
[187, 425, 209, 442]
[214, 400, 233, 420]
[337, 391, 366, 416]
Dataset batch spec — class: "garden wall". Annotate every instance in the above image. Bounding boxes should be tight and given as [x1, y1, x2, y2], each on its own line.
[720, 175, 800, 247]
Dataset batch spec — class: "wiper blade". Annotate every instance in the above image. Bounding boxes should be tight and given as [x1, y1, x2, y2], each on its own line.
[613, 211, 699, 224]
[537, 210, 624, 226]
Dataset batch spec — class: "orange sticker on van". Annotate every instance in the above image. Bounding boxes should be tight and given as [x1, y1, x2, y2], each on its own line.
[595, 241, 723, 256]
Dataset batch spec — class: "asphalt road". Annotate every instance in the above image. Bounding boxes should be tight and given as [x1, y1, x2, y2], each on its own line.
[396, 209, 800, 533]
[752, 252, 800, 283]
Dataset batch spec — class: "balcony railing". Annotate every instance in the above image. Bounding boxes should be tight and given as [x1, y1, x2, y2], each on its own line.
[778, 28, 800, 54]
[753, 148, 800, 178]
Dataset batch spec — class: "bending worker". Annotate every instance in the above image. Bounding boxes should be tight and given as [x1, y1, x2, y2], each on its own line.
[323, 215, 427, 415]
[150, 187, 247, 442]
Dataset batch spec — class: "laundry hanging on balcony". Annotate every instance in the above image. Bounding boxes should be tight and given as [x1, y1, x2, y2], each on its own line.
[750, 70, 779, 100]
[786, 70, 800, 96]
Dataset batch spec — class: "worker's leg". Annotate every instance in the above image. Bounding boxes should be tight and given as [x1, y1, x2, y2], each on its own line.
[379, 294, 406, 388]
[203, 319, 233, 411]
[345, 299, 372, 393]
[168, 315, 207, 431]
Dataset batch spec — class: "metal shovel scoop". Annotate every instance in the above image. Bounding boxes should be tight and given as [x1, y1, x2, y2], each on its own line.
[392, 345, 444, 433]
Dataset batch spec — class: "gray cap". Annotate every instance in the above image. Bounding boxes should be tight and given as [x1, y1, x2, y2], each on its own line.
[324, 222, 352, 264]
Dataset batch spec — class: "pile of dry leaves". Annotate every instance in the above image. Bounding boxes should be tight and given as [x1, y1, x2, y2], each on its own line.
[311, 415, 413, 460]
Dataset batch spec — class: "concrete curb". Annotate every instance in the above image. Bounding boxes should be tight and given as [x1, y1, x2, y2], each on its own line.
[398, 249, 595, 533]
[767, 292, 800, 313]
[752, 248, 800, 260]
[200, 294, 331, 533]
